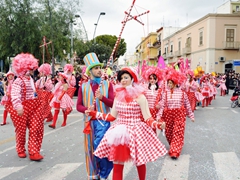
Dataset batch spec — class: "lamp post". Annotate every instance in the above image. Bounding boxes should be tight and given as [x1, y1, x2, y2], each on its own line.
[75, 14, 88, 42]
[93, 12, 106, 45]
[70, 19, 74, 64]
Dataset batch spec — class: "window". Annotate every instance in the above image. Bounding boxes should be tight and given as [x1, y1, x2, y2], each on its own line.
[170, 44, 173, 52]
[186, 37, 191, 47]
[226, 29, 234, 48]
[199, 31, 203, 45]
[236, 6, 239, 12]
[178, 41, 181, 51]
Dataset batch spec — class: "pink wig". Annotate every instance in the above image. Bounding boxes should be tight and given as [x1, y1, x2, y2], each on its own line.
[142, 66, 163, 82]
[64, 64, 74, 73]
[165, 67, 186, 85]
[12, 53, 39, 76]
[38, 63, 52, 75]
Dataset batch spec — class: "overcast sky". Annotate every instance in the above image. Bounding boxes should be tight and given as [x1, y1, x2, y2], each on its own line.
[77, 0, 229, 57]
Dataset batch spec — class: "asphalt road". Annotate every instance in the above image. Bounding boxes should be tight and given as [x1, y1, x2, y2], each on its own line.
[0, 90, 240, 180]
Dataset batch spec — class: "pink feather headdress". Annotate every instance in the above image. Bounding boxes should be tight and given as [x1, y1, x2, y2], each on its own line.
[38, 63, 52, 75]
[186, 69, 194, 77]
[6, 71, 15, 77]
[58, 72, 68, 79]
[165, 67, 186, 85]
[142, 66, 163, 82]
[12, 53, 39, 76]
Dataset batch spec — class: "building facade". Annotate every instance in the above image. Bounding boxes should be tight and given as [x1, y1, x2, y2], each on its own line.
[161, 13, 240, 73]
[131, 0, 240, 73]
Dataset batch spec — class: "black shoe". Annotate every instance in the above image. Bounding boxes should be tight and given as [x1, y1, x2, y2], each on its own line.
[171, 156, 178, 160]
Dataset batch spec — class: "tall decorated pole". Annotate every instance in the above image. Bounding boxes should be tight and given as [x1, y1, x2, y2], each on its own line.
[88, 0, 149, 111]
[39, 36, 52, 64]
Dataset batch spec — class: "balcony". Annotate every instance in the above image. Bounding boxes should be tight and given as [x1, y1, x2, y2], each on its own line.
[153, 40, 161, 48]
[174, 50, 181, 57]
[182, 47, 191, 54]
[167, 52, 174, 58]
[223, 41, 240, 50]
[147, 55, 157, 60]
[162, 53, 167, 59]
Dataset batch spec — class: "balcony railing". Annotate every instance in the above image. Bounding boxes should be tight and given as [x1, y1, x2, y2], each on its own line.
[167, 52, 174, 58]
[182, 47, 191, 54]
[147, 55, 157, 60]
[174, 50, 181, 57]
[153, 41, 161, 48]
[162, 53, 167, 59]
[223, 41, 240, 50]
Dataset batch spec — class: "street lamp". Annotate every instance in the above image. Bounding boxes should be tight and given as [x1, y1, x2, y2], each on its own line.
[93, 12, 106, 44]
[70, 19, 74, 64]
[75, 14, 89, 42]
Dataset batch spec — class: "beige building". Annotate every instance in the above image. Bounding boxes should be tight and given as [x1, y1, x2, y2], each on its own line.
[159, 0, 240, 73]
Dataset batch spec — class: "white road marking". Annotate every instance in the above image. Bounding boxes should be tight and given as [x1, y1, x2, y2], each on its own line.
[231, 109, 239, 114]
[213, 152, 240, 180]
[158, 155, 190, 180]
[0, 166, 27, 179]
[0, 118, 82, 155]
[34, 163, 83, 180]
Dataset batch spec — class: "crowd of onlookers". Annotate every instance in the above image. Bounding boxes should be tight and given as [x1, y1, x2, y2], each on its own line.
[222, 70, 240, 94]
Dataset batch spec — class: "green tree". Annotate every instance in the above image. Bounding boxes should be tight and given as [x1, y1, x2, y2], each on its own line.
[0, 0, 42, 71]
[74, 35, 127, 66]
[95, 35, 127, 60]
[0, 0, 83, 72]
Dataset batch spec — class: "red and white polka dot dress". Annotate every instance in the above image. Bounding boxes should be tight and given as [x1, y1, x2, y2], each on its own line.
[7, 77, 44, 155]
[158, 88, 194, 158]
[94, 100, 167, 166]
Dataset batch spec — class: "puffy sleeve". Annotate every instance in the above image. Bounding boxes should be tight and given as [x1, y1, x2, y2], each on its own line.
[11, 78, 23, 110]
[136, 94, 151, 120]
[156, 91, 166, 120]
[68, 75, 76, 87]
[183, 91, 194, 119]
[44, 78, 54, 91]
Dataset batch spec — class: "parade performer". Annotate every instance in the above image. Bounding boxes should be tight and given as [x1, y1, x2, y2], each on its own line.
[210, 76, 217, 100]
[200, 76, 211, 107]
[142, 66, 164, 132]
[35, 63, 54, 122]
[7, 53, 44, 161]
[76, 53, 114, 180]
[0, 71, 15, 125]
[64, 64, 76, 98]
[194, 82, 204, 106]
[183, 70, 198, 112]
[157, 67, 194, 160]
[48, 72, 74, 128]
[87, 67, 167, 180]
[78, 67, 89, 87]
[219, 75, 227, 96]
